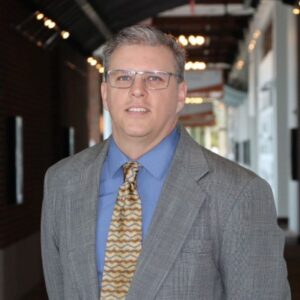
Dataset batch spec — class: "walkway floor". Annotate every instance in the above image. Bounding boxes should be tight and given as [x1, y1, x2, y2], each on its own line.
[285, 243, 300, 299]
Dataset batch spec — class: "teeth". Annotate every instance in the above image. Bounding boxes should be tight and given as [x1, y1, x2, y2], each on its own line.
[128, 107, 147, 112]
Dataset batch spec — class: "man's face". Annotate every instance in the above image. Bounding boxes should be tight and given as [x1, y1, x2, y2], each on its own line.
[101, 44, 187, 148]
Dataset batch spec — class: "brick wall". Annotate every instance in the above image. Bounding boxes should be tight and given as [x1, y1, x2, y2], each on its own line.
[0, 0, 101, 248]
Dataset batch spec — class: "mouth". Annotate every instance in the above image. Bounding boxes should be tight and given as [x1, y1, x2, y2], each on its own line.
[126, 107, 149, 113]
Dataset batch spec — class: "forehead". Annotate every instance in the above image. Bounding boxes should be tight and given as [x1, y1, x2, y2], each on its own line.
[108, 44, 176, 71]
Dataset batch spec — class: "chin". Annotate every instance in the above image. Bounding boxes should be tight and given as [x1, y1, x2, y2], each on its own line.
[121, 123, 151, 137]
[125, 128, 150, 138]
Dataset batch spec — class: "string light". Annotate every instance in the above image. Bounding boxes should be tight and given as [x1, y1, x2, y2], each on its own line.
[245, 28, 261, 53]
[248, 39, 256, 52]
[185, 97, 204, 104]
[96, 63, 104, 73]
[253, 30, 261, 39]
[36, 12, 44, 20]
[196, 35, 205, 45]
[35, 11, 71, 41]
[235, 59, 244, 70]
[44, 19, 51, 27]
[61, 31, 70, 39]
[178, 35, 205, 47]
[185, 61, 206, 71]
[87, 57, 97, 66]
[48, 21, 56, 29]
[178, 35, 188, 46]
[87, 57, 104, 73]
[292, 1, 300, 15]
[293, 7, 300, 15]
[188, 35, 196, 45]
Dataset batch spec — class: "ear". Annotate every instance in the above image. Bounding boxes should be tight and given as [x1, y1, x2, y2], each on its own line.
[176, 81, 187, 113]
[101, 82, 108, 111]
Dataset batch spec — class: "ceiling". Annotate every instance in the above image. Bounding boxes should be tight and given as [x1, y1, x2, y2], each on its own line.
[24, 0, 188, 54]
[23, 0, 295, 86]
[154, 0, 259, 65]
[24, 1, 259, 60]
[20, 0, 297, 125]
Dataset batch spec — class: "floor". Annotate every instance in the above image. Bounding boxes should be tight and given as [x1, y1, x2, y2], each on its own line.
[285, 243, 300, 299]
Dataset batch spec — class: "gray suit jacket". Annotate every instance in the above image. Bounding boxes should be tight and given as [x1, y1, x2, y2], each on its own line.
[41, 126, 290, 300]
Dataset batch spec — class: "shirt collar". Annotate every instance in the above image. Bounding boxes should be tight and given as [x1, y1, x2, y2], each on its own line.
[107, 127, 180, 179]
[107, 138, 128, 178]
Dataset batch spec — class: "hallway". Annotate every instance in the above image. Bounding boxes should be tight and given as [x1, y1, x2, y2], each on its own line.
[1, 0, 300, 299]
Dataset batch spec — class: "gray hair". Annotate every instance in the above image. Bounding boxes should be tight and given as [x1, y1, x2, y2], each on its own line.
[102, 25, 186, 82]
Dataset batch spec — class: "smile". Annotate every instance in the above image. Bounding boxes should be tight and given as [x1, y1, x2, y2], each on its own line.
[127, 107, 148, 112]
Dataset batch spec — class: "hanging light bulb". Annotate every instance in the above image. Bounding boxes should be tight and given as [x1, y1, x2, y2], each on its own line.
[253, 30, 261, 39]
[185, 61, 206, 70]
[61, 31, 70, 39]
[36, 12, 44, 20]
[188, 35, 197, 46]
[235, 59, 244, 70]
[293, 7, 300, 15]
[195, 35, 205, 45]
[178, 35, 188, 46]
[48, 21, 56, 29]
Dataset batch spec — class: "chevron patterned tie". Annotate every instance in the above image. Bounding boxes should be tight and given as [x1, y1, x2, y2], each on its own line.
[100, 162, 142, 299]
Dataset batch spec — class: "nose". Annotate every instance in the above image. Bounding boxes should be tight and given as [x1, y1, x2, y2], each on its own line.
[130, 73, 146, 97]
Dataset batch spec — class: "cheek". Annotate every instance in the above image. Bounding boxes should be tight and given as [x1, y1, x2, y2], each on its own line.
[155, 101, 179, 121]
[106, 93, 126, 118]
[163, 92, 184, 115]
[103, 90, 117, 112]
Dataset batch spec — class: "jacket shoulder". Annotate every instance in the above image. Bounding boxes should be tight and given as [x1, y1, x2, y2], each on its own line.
[45, 140, 108, 187]
[198, 145, 273, 219]
[201, 146, 257, 183]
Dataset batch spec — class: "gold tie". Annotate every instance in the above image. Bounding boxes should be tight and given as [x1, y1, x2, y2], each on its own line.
[100, 162, 142, 299]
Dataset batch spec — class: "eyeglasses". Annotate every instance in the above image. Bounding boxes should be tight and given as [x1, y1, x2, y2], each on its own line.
[105, 69, 180, 90]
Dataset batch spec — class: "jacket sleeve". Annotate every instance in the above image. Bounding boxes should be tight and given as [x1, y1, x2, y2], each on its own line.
[41, 169, 64, 300]
[219, 176, 291, 300]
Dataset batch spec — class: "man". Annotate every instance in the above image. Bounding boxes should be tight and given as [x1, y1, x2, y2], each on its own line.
[41, 25, 290, 299]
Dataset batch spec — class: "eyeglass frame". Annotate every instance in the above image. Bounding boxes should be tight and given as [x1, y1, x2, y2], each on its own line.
[103, 69, 182, 90]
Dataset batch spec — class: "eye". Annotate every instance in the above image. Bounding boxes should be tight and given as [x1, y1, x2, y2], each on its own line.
[116, 74, 132, 81]
[147, 74, 164, 82]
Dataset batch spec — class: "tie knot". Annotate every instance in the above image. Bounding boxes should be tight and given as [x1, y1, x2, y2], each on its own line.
[123, 162, 139, 183]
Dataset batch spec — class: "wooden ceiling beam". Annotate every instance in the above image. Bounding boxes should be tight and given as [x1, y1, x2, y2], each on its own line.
[153, 16, 251, 27]
[153, 14, 250, 67]
[161, 29, 244, 39]
[186, 55, 235, 63]
[194, 0, 243, 3]
[187, 48, 237, 57]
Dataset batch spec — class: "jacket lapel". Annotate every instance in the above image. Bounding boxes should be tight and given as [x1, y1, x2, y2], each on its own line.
[127, 127, 210, 300]
[67, 141, 109, 299]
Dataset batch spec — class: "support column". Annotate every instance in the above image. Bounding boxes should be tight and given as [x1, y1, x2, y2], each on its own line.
[297, 16, 300, 238]
[248, 37, 259, 173]
[273, 1, 289, 217]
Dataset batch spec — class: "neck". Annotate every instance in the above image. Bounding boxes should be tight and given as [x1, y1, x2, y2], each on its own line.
[116, 140, 155, 160]
[113, 127, 176, 160]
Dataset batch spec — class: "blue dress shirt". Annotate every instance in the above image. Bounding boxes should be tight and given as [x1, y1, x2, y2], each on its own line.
[96, 128, 180, 284]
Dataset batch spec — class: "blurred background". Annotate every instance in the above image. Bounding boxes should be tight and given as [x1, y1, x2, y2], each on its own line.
[1, 0, 300, 299]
